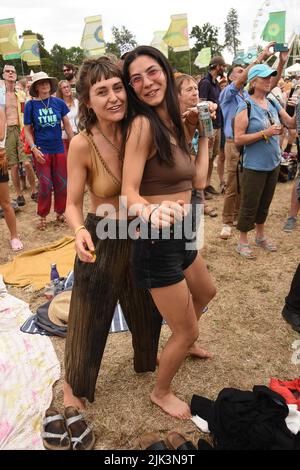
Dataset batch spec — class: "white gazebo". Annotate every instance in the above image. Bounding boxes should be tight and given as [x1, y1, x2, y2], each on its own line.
[285, 62, 300, 76]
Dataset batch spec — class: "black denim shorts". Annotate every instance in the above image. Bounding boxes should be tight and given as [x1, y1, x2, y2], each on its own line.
[131, 217, 198, 289]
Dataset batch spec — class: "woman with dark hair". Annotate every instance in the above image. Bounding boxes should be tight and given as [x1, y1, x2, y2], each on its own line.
[61, 56, 162, 449]
[122, 46, 216, 419]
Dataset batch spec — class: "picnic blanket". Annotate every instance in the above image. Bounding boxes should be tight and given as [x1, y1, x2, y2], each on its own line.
[0, 237, 75, 290]
[0, 275, 60, 450]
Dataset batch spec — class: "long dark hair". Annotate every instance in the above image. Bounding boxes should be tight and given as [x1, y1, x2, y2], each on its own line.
[76, 56, 124, 134]
[123, 46, 189, 165]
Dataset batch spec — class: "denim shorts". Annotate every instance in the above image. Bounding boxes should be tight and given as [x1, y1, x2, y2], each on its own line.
[131, 218, 198, 289]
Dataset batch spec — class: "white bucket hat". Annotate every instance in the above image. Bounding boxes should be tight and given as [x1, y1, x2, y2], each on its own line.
[29, 71, 58, 97]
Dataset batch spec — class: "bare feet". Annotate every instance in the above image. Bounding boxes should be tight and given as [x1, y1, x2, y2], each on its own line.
[150, 391, 191, 419]
[188, 343, 214, 359]
[63, 381, 86, 411]
[156, 343, 213, 365]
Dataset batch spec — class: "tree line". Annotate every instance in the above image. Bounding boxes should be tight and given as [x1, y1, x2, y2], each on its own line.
[0, 9, 241, 77]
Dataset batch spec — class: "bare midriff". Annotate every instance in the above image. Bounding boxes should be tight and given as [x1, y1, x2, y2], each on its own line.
[89, 192, 125, 219]
[143, 190, 192, 206]
[5, 92, 19, 126]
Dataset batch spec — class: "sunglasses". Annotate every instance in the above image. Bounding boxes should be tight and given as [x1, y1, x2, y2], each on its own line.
[63, 68, 71, 72]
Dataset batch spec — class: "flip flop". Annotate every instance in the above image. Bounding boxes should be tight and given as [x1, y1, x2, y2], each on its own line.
[10, 237, 23, 252]
[64, 406, 95, 450]
[165, 431, 197, 450]
[255, 237, 277, 252]
[236, 243, 256, 260]
[136, 432, 169, 450]
[42, 407, 71, 451]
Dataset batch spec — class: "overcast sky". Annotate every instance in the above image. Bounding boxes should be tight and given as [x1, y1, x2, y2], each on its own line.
[1, 0, 299, 57]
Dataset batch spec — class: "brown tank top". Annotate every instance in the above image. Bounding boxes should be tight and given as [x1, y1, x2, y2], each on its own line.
[140, 138, 195, 196]
[80, 131, 121, 198]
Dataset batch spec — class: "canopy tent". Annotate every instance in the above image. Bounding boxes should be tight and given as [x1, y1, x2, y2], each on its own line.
[285, 62, 300, 75]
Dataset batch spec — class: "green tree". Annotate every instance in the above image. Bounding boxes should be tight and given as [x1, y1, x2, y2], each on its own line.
[111, 25, 137, 56]
[50, 44, 85, 77]
[224, 8, 241, 55]
[190, 23, 223, 56]
[105, 42, 121, 58]
[167, 47, 200, 75]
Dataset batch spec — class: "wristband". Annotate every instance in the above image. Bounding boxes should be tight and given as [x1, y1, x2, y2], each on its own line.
[75, 225, 86, 236]
[30, 143, 37, 151]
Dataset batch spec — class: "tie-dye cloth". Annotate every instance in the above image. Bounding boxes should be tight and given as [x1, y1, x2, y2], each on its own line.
[0, 276, 60, 449]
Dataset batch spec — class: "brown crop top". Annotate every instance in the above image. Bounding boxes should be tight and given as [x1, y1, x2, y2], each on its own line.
[140, 138, 196, 196]
[80, 131, 121, 198]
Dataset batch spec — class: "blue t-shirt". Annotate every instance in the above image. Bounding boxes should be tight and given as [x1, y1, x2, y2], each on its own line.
[236, 97, 282, 171]
[24, 97, 69, 154]
[220, 83, 249, 140]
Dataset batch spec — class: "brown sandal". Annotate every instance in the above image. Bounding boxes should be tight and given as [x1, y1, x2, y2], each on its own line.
[56, 214, 66, 223]
[42, 407, 71, 450]
[165, 431, 197, 450]
[37, 217, 47, 231]
[64, 406, 95, 450]
[136, 432, 169, 450]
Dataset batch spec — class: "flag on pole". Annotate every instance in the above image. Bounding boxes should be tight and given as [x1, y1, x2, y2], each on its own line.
[163, 14, 189, 52]
[20, 34, 40, 66]
[150, 31, 168, 58]
[261, 11, 286, 43]
[244, 47, 258, 64]
[0, 18, 20, 60]
[233, 49, 245, 65]
[81, 15, 106, 57]
[194, 47, 211, 68]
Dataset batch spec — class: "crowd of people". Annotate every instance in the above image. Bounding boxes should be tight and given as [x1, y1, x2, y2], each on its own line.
[0, 42, 299, 449]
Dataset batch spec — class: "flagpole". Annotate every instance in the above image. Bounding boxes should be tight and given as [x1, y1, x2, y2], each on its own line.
[20, 56, 25, 77]
[188, 48, 192, 75]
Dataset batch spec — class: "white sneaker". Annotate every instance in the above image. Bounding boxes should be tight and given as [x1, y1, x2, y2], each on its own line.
[220, 224, 232, 239]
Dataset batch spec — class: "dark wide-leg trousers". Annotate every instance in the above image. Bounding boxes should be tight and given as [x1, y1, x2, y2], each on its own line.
[65, 213, 162, 402]
[283, 263, 300, 318]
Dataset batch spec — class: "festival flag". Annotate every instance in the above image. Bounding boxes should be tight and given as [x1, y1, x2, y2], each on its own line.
[244, 47, 258, 64]
[261, 11, 286, 43]
[20, 34, 40, 66]
[81, 15, 106, 57]
[233, 49, 245, 65]
[163, 14, 189, 52]
[194, 47, 211, 68]
[150, 31, 168, 58]
[0, 18, 20, 60]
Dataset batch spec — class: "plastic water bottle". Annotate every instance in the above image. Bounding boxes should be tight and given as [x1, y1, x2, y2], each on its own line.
[197, 102, 214, 138]
[50, 263, 60, 282]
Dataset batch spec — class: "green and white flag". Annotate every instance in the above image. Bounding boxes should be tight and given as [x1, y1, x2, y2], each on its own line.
[194, 47, 211, 68]
[262, 11, 286, 43]
[150, 31, 168, 58]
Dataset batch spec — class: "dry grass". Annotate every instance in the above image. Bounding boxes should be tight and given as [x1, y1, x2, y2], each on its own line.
[1, 177, 299, 450]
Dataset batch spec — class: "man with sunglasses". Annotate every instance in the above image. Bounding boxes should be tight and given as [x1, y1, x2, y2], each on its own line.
[62, 64, 77, 97]
[0, 65, 37, 206]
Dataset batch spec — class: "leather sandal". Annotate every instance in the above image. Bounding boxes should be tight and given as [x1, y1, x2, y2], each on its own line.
[37, 217, 47, 231]
[165, 431, 197, 450]
[64, 406, 95, 450]
[41, 407, 71, 450]
[136, 432, 169, 450]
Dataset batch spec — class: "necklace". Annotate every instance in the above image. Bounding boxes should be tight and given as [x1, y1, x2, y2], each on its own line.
[96, 124, 121, 154]
[40, 97, 50, 109]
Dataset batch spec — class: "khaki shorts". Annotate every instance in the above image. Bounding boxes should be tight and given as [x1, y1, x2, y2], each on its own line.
[5, 125, 30, 167]
[208, 128, 221, 161]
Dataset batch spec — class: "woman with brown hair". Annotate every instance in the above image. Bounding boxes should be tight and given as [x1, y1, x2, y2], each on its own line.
[61, 56, 162, 449]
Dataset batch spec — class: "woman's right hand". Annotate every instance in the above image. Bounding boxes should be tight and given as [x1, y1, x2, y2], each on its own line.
[75, 229, 96, 263]
[144, 200, 186, 228]
[32, 147, 46, 164]
[264, 124, 283, 137]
